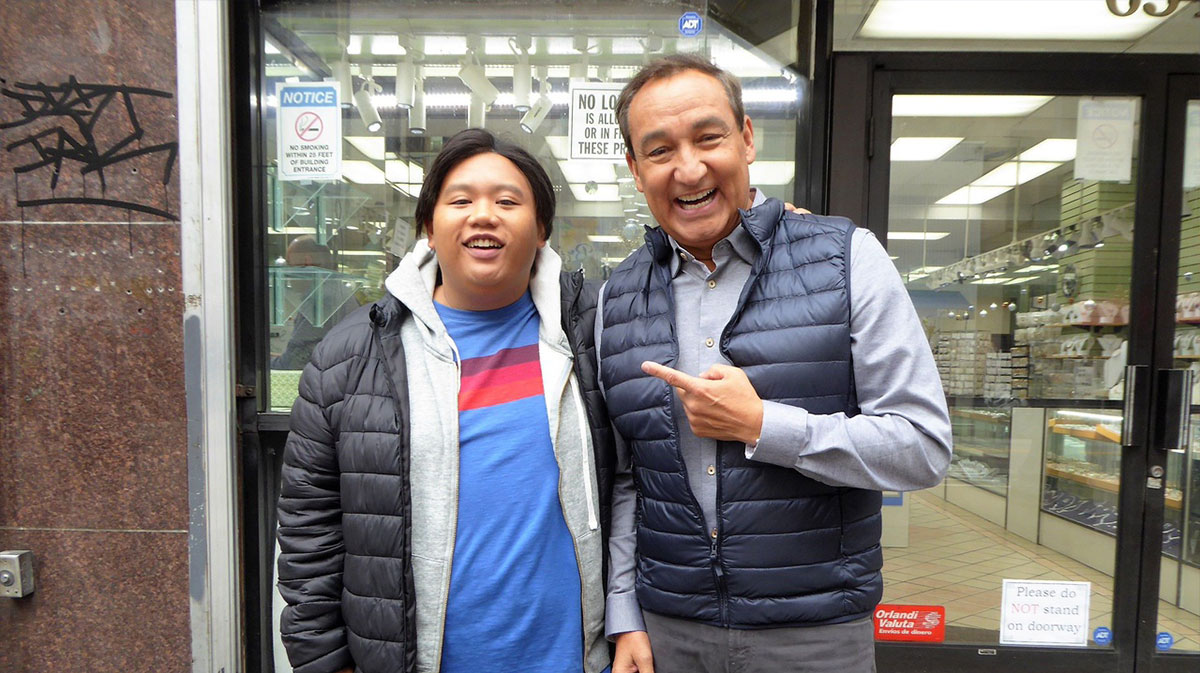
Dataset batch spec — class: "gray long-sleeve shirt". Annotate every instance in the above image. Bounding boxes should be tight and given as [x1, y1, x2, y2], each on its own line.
[596, 191, 954, 638]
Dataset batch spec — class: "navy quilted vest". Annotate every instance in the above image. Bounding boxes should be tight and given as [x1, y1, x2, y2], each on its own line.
[600, 198, 883, 628]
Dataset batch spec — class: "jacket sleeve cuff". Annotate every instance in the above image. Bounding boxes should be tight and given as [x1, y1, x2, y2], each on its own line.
[605, 590, 647, 640]
[745, 400, 809, 468]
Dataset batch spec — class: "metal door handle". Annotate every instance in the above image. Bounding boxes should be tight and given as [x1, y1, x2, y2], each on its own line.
[1159, 368, 1194, 451]
[1122, 365, 1149, 446]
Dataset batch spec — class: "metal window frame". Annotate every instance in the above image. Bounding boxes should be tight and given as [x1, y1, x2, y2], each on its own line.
[177, 0, 243, 671]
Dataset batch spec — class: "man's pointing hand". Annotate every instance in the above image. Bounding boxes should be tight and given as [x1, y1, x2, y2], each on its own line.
[641, 361, 764, 445]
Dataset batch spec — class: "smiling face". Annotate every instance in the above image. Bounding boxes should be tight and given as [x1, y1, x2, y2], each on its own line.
[625, 69, 756, 262]
[427, 152, 546, 311]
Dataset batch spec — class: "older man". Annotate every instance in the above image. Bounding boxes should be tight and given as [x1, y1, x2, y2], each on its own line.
[596, 54, 953, 673]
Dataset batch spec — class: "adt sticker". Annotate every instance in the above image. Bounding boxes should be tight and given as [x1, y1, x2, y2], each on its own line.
[1093, 627, 1112, 646]
[679, 11, 703, 37]
[1156, 632, 1174, 651]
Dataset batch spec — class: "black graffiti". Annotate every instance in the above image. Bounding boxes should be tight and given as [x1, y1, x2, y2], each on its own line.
[1, 76, 178, 219]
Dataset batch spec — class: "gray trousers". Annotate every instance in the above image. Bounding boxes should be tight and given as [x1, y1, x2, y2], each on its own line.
[642, 611, 877, 673]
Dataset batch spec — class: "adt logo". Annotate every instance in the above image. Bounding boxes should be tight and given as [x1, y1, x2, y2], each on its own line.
[1092, 627, 1112, 646]
[1156, 632, 1174, 651]
[679, 11, 703, 37]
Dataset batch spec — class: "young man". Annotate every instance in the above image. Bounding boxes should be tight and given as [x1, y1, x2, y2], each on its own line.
[277, 129, 613, 673]
[597, 55, 953, 673]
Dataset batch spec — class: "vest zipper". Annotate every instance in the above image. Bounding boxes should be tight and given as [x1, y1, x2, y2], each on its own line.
[713, 444, 728, 625]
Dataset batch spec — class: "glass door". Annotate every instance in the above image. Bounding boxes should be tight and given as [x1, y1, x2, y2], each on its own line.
[829, 54, 1200, 673]
[1142, 73, 1200, 673]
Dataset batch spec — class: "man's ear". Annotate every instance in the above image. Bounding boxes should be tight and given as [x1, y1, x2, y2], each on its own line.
[424, 221, 435, 249]
[742, 116, 757, 165]
[625, 151, 645, 193]
[537, 222, 548, 248]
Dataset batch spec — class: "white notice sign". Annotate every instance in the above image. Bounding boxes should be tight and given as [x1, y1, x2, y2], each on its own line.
[1000, 579, 1090, 647]
[278, 82, 342, 181]
[569, 82, 626, 160]
[1075, 98, 1136, 183]
[1185, 101, 1200, 190]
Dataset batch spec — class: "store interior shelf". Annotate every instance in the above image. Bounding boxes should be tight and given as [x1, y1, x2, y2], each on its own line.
[1048, 418, 1121, 444]
[1044, 466, 1182, 510]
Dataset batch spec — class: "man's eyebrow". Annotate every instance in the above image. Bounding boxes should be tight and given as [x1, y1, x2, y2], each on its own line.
[635, 115, 733, 150]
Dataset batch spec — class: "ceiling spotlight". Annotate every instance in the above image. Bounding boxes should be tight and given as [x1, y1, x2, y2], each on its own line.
[509, 38, 531, 112]
[520, 84, 552, 133]
[333, 59, 354, 108]
[354, 81, 382, 133]
[396, 59, 415, 109]
[409, 81, 426, 135]
[458, 54, 499, 106]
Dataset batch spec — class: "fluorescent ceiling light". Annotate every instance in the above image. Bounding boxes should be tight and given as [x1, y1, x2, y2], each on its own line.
[887, 231, 950, 241]
[558, 160, 618, 183]
[611, 38, 646, 55]
[546, 136, 570, 160]
[342, 160, 386, 185]
[267, 227, 317, 235]
[972, 277, 1012, 285]
[423, 36, 467, 55]
[936, 185, 1011, 205]
[588, 235, 624, 243]
[264, 39, 281, 55]
[861, 1, 1167, 41]
[748, 161, 796, 186]
[385, 159, 424, 185]
[349, 34, 405, 55]
[1017, 264, 1059, 273]
[742, 88, 798, 104]
[569, 183, 620, 202]
[338, 250, 387, 256]
[346, 136, 385, 161]
[484, 36, 538, 55]
[973, 161, 1061, 187]
[1019, 139, 1077, 162]
[891, 137, 964, 161]
[545, 37, 577, 55]
[893, 95, 1052, 117]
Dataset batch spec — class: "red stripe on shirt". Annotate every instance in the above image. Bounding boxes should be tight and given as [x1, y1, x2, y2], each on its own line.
[460, 360, 542, 394]
[459, 376, 544, 411]
[460, 344, 539, 378]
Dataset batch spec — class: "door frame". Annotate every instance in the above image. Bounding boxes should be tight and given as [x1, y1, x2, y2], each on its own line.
[1139, 72, 1200, 673]
[829, 52, 1200, 673]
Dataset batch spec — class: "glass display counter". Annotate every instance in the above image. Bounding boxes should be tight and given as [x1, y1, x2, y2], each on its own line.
[946, 407, 1011, 495]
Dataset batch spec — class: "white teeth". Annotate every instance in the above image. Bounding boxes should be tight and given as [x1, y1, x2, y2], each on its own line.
[681, 189, 715, 209]
[677, 189, 716, 209]
[465, 240, 502, 249]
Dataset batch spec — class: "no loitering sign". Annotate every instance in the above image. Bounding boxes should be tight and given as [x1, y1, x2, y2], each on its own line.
[278, 82, 341, 181]
[569, 82, 626, 160]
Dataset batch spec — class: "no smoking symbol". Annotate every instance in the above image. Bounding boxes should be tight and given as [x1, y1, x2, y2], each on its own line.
[1092, 123, 1118, 149]
[295, 112, 323, 141]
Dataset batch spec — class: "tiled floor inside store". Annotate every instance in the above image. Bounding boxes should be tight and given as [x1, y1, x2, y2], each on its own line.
[881, 490, 1200, 652]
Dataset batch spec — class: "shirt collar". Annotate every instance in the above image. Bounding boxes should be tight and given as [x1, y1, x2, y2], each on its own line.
[665, 187, 764, 276]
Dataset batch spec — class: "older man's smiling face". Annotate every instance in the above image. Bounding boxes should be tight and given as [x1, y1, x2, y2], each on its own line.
[625, 69, 756, 263]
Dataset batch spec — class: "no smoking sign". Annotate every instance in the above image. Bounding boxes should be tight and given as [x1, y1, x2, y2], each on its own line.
[278, 82, 341, 181]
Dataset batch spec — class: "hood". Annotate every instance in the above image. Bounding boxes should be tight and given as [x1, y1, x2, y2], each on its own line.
[383, 239, 570, 350]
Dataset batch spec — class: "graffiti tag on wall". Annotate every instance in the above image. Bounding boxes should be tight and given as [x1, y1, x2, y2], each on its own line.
[1, 76, 178, 220]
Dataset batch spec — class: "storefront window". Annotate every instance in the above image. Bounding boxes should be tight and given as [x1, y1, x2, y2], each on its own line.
[259, 0, 803, 411]
[833, 0, 1198, 53]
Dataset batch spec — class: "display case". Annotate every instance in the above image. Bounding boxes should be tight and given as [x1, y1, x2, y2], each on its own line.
[946, 407, 1011, 495]
[1041, 409, 1190, 562]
